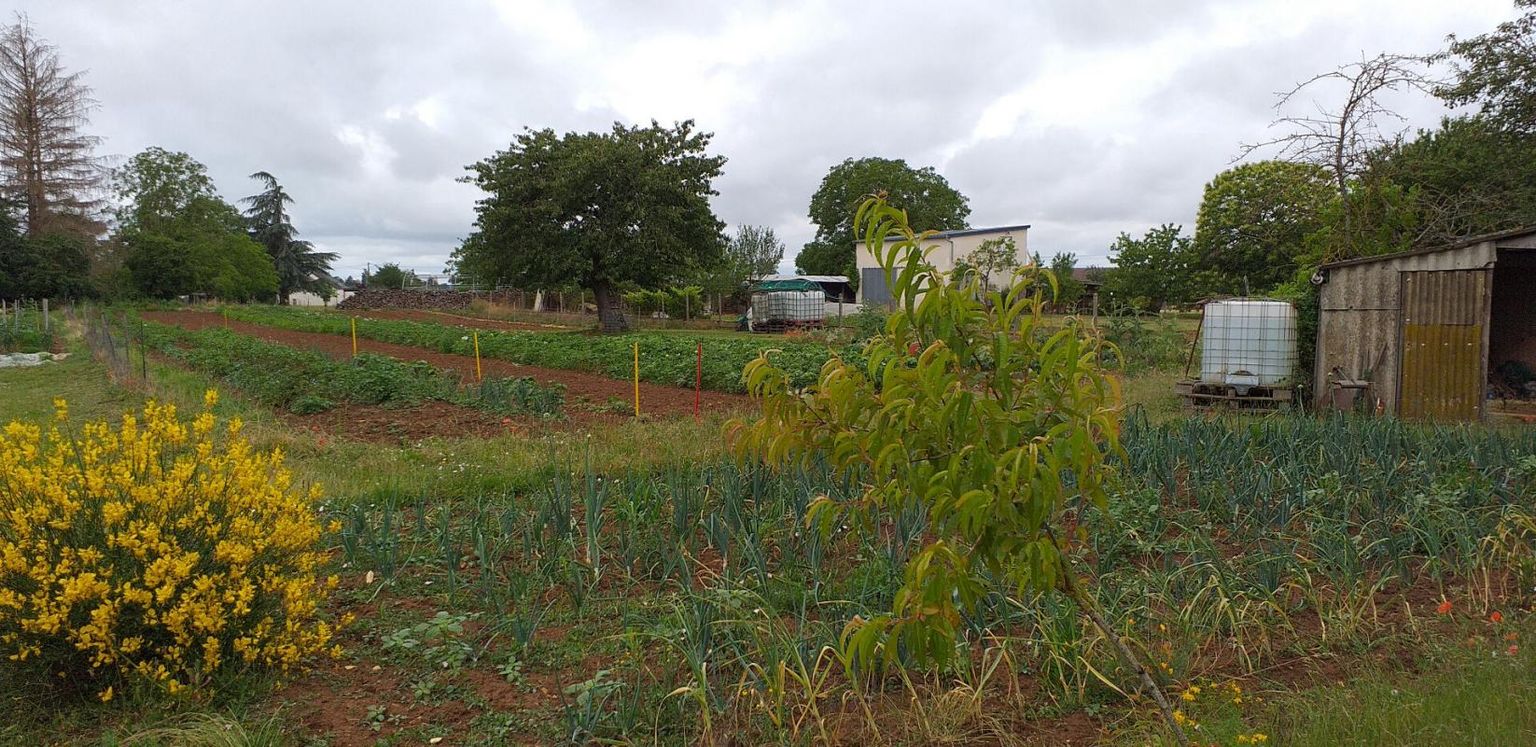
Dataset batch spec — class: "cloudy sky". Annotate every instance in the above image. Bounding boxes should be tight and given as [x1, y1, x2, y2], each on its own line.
[16, 0, 1520, 278]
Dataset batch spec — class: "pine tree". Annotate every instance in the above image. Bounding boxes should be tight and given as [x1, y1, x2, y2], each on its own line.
[0, 14, 104, 238]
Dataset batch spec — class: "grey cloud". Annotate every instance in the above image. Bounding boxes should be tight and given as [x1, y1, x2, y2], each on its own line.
[12, 0, 1519, 277]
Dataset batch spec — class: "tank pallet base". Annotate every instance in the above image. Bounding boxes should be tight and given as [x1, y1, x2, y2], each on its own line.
[752, 320, 824, 333]
[1174, 380, 1294, 410]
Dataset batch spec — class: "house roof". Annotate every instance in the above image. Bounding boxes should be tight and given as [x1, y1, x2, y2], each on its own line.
[1071, 268, 1105, 286]
[864, 224, 1031, 244]
[1319, 225, 1536, 269]
[759, 274, 852, 285]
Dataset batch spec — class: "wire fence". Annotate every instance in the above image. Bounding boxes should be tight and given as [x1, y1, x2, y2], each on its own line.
[82, 306, 148, 384]
[0, 298, 57, 353]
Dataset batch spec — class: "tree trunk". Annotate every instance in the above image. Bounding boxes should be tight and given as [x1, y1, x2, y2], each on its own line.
[592, 281, 629, 333]
[1054, 535, 1189, 747]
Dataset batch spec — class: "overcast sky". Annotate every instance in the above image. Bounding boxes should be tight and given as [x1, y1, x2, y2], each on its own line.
[15, 0, 1521, 278]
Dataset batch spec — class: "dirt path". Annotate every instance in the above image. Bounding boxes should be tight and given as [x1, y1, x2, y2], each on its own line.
[141, 310, 750, 419]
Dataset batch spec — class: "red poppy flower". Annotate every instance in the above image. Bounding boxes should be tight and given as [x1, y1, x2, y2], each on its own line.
[1436, 600, 1453, 615]
[1491, 611, 1504, 624]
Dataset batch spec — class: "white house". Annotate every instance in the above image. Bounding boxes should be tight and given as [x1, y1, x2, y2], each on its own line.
[287, 276, 353, 307]
[854, 224, 1030, 305]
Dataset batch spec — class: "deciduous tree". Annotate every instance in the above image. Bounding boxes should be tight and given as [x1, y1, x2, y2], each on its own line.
[455, 120, 726, 333]
[1437, 0, 1536, 135]
[727, 224, 783, 281]
[1103, 224, 1202, 312]
[364, 262, 417, 289]
[732, 197, 1188, 746]
[953, 235, 1020, 291]
[1240, 53, 1435, 243]
[1193, 161, 1336, 294]
[797, 157, 969, 279]
[115, 148, 277, 301]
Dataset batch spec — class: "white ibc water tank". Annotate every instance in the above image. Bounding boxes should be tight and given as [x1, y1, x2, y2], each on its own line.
[1199, 299, 1297, 388]
[751, 290, 823, 323]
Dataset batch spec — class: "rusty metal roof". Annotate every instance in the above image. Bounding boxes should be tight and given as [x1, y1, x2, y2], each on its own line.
[1320, 225, 1536, 270]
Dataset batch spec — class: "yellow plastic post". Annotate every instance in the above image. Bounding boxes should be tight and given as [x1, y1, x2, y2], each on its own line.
[473, 330, 482, 382]
[633, 341, 640, 417]
[350, 317, 358, 357]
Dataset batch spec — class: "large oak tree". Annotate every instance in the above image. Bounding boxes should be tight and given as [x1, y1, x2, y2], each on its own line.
[455, 120, 726, 332]
[797, 157, 970, 280]
[1193, 161, 1337, 294]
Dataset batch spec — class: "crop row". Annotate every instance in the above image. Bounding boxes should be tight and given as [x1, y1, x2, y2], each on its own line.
[219, 305, 859, 393]
[336, 411, 1536, 741]
[138, 320, 564, 417]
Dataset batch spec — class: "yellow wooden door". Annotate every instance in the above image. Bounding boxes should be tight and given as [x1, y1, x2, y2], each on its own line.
[1398, 270, 1488, 420]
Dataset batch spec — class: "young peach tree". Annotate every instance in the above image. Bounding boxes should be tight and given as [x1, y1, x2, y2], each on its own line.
[729, 197, 1186, 744]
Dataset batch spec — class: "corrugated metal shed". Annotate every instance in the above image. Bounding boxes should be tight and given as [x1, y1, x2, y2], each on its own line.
[1315, 227, 1536, 419]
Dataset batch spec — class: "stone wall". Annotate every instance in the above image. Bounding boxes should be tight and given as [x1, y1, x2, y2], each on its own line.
[336, 289, 516, 311]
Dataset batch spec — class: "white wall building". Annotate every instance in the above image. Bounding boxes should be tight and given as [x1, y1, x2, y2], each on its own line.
[854, 224, 1029, 305]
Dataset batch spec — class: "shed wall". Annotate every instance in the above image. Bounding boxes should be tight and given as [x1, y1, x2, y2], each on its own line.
[1314, 241, 1496, 411]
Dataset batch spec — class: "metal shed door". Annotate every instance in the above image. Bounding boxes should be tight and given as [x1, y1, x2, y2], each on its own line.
[1398, 270, 1489, 420]
[860, 268, 892, 306]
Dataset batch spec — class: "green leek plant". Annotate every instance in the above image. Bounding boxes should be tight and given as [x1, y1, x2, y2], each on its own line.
[729, 197, 1189, 745]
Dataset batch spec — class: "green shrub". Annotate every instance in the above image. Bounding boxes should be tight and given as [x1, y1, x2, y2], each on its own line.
[289, 394, 335, 415]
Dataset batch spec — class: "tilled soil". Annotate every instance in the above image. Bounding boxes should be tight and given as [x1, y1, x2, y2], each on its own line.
[140, 310, 750, 421]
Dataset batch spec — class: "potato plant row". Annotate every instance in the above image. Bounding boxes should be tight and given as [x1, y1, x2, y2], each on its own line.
[219, 305, 859, 393]
[138, 320, 564, 417]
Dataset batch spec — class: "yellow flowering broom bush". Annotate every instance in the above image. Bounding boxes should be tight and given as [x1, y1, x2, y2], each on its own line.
[0, 391, 342, 702]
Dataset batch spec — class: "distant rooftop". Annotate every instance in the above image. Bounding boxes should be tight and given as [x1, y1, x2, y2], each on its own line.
[864, 224, 1031, 243]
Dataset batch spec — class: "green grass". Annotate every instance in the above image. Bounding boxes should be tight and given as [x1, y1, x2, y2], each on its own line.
[1272, 648, 1536, 746]
[0, 347, 137, 424]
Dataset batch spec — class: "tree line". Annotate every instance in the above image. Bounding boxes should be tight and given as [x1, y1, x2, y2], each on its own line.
[6, 3, 1529, 330]
[1106, 2, 1536, 312]
[0, 15, 335, 304]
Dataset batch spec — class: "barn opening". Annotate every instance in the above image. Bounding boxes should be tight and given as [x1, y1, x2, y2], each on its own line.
[1489, 248, 1536, 410]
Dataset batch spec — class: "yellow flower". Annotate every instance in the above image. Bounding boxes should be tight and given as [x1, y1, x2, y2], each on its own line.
[0, 393, 339, 699]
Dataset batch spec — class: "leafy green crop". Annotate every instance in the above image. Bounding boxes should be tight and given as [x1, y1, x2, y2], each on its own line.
[138, 321, 562, 418]
[219, 305, 858, 393]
